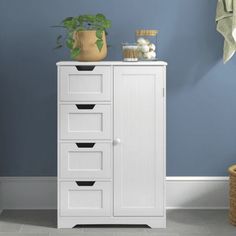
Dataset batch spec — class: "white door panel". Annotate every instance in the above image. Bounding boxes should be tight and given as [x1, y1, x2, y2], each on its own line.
[114, 66, 165, 216]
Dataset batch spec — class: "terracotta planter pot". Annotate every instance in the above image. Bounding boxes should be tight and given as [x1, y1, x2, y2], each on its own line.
[73, 30, 107, 61]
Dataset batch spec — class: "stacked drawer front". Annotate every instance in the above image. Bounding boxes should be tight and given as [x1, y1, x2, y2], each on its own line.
[58, 65, 112, 217]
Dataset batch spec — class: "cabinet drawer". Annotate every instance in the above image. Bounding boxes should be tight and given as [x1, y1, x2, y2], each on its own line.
[59, 66, 111, 102]
[60, 181, 111, 217]
[60, 142, 112, 179]
[60, 104, 112, 140]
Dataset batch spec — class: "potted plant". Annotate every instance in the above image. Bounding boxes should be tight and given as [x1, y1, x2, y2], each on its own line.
[55, 14, 111, 61]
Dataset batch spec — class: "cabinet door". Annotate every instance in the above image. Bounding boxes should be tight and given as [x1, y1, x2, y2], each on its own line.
[114, 66, 165, 216]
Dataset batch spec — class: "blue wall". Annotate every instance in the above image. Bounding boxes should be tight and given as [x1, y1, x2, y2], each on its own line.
[0, 0, 236, 176]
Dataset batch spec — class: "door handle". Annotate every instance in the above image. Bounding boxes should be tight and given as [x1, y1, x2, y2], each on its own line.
[75, 65, 95, 71]
[113, 138, 121, 145]
[76, 104, 95, 110]
[76, 181, 95, 186]
[76, 143, 95, 148]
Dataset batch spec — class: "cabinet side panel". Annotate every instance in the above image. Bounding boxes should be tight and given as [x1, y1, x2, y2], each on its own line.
[57, 66, 60, 227]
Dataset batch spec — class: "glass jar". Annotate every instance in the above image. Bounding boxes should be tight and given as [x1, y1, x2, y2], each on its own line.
[136, 29, 158, 60]
[122, 43, 139, 62]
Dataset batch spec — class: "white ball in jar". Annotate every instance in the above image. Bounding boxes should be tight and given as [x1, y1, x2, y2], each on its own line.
[149, 51, 156, 59]
[143, 52, 152, 59]
[143, 51, 156, 59]
[145, 39, 150, 45]
[138, 50, 143, 58]
[149, 43, 156, 51]
[140, 45, 149, 53]
[137, 37, 148, 45]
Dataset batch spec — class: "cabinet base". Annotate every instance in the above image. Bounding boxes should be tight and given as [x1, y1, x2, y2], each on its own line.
[58, 216, 166, 229]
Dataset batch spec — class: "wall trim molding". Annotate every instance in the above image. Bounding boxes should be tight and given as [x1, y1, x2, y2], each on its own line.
[166, 176, 229, 181]
[0, 176, 228, 181]
[0, 176, 229, 210]
[0, 177, 57, 182]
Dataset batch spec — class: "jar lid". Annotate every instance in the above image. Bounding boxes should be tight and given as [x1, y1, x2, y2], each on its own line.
[122, 43, 138, 49]
[123, 45, 138, 49]
[136, 29, 159, 36]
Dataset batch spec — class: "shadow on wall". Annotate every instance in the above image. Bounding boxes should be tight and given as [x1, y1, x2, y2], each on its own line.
[163, 0, 223, 90]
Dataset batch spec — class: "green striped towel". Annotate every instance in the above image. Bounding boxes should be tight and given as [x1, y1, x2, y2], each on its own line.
[216, 0, 236, 63]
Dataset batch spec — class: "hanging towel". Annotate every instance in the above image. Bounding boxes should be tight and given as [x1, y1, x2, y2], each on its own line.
[216, 0, 236, 63]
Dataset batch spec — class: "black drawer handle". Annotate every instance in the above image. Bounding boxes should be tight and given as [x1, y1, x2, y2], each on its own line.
[76, 181, 95, 186]
[76, 104, 95, 110]
[76, 143, 95, 148]
[76, 65, 95, 71]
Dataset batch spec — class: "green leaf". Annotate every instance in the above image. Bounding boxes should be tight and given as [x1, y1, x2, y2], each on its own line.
[77, 27, 85, 31]
[96, 30, 103, 39]
[103, 20, 111, 29]
[77, 15, 84, 23]
[54, 45, 63, 50]
[96, 39, 104, 52]
[62, 17, 73, 23]
[56, 35, 62, 45]
[71, 48, 81, 59]
[63, 20, 72, 29]
[68, 31, 74, 38]
[63, 17, 77, 30]
[84, 15, 96, 22]
[66, 38, 74, 49]
[96, 13, 106, 22]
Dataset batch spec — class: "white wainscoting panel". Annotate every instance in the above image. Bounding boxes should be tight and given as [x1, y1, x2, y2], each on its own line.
[0, 176, 229, 210]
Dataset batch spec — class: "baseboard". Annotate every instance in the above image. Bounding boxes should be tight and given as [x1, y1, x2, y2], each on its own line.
[0, 177, 57, 210]
[0, 176, 229, 210]
[166, 176, 229, 209]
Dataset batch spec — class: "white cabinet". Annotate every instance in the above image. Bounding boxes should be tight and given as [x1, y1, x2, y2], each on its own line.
[57, 61, 167, 228]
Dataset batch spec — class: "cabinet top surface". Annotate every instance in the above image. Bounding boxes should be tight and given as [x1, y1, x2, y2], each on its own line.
[56, 61, 167, 66]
